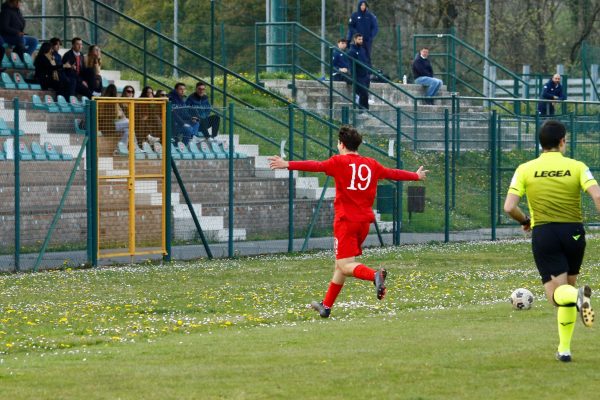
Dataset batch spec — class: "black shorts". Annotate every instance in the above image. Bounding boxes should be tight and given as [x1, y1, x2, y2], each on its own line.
[531, 223, 586, 284]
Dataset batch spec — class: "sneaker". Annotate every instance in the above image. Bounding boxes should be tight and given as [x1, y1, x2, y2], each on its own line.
[147, 134, 160, 145]
[576, 285, 594, 327]
[374, 268, 387, 300]
[556, 351, 572, 362]
[190, 136, 201, 144]
[310, 301, 331, 318]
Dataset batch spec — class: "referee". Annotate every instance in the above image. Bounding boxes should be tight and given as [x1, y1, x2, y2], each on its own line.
[504, 120, 600, 362]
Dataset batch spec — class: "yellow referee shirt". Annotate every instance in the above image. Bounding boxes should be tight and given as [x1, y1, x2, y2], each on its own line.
[508, 152, 597, 227]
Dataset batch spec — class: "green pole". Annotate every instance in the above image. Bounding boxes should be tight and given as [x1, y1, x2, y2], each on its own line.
[157, 22, 164, 76]
[13, 98, 20, 272]
[90, 100, 98, 267]
[444, 108, 450, 243]
[291, 25, 297, 100]
[396, 25, 402, 80]
[164, 102, 172, 262]
[143, 28, 148, 88]
[288, 105, 295, 252]
[451, 95, 457, 209]
[220, 22, 227, 67]
[93, 0, 98, 44]
[395, 107, 403, 246]
[210, 0, 215, 104]
[85, 104, 92, 264]
[303, 112, 307, 159]
[490, 110, 497, 241]
[534, 112, 540, 159]
[63, 0, 68, 45]
[228, 103, 235, 257]
[569, 113, 575, 158]
[328, 46, 333, 155]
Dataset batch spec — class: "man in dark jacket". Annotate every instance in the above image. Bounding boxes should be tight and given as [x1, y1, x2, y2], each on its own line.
[348, 33, 370, 110]
[186, 81, 220, 141]
[61, 37, 92, 97]
[0, 0, 38, 60]
[538, 74, 566, 116]
[347, 1, 378, 65]
[412, 47, 443, 105]
[168, 82, 199, 144]
[332, 39, 351, 84]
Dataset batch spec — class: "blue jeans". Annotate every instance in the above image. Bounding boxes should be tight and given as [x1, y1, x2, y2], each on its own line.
[415, 76, 443, 97]
[3, 34, 38, 55]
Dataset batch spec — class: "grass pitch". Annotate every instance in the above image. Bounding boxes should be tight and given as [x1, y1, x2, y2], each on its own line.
[1, 237, 600, 399]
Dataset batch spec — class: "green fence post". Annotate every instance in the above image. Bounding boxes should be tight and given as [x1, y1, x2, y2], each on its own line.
[210, 0, 215, 104]
[85, 103, 92, 265]
[157, 22, 164, 76]
[143, 28, 147, 88]
[13, 98, 20, 272]
[569, 113, 575, 158]
[90, 100, 98, 267]
[164, 101, 172, 262]
[396, 25, 402, 80]
[394, 107, 403, 246]
[451, 96, 457, 209]
[444, 108, 450, 243]
[490, 110, 497, 241]
[288, 105, 295, 252]
[534, 113, 540, 158]
[63, 0, 68, 45]
[228, 103, 235, 257]
[291, 25, 297, 100]
[302, 112, 307, 159]
[342, 105, 349, 124]
[255, 24, 260, 84]
[220, 22, 227, 67]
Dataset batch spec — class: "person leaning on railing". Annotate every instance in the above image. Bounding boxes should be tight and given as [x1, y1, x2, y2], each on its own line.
[537, 74, 565, 116]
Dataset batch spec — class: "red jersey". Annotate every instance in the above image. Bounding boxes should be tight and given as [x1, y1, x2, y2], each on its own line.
[288, 154, 419, 222]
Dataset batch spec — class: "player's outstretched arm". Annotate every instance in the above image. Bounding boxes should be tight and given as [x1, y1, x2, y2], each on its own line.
[416, 166, 429, 181]
[268, 156, 289, 170]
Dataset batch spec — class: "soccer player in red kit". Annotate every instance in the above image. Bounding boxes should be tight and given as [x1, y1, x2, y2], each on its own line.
[269, 125, 428, 318]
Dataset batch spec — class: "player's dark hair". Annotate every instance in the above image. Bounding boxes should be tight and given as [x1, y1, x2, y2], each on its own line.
[539, 120, 566, 149]
[337, 38, 348, 44]
[174, 82, 186, 90]
[338, 125, 362, 151]
[352, 33, 363, 42]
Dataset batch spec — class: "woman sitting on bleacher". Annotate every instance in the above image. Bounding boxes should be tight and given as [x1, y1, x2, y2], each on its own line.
[33, 42, 72, 99]
[0, 0, 38, 61]
[81, 45, 103, 96]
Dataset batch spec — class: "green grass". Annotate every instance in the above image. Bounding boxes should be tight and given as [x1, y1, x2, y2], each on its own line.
[2, 238, 600, 398]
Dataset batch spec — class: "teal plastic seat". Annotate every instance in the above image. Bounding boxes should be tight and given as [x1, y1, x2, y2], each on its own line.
[153, 142, 163, 159]
[69, 96, 84, 113]
[56, 95, 73, 113]
[32, 94, 47, 111]
[1, 54, 11, 69]
[45, 142, 72, 161]
[30, 141, 48, 160]
[198, 141, 216, 159]
[0, 118, 23, 136]
[10, 52, 25, 69]
[116, 141, 128, 156]
[176, 142, 193, 160]
[188, 141, 205, 159]
[209, 141, 227, 159]
[170, 142, 182, 160]
[142, 141, 158, 159]
[44, 95, 60, 113]
[22, 53, 34, 70]
[74, 119, 86, 135]
[1, 72, 16, 89]
[18, 141, 33, 161]
[133, 142, 146, 160]
[0, 143, 5, 160]
[13, 72, 29, 89]
[220, 141, 247, 159]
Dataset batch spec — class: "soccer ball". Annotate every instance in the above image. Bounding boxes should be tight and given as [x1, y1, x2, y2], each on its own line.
[511, 288, 534, 310]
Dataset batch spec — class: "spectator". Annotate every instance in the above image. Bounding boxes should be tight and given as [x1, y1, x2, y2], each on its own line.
[139, 86, 154, 98]
[347, 33, 370, 110]
[121, 85, 135, 98]
[33, 42, 71, 99]
[185, 81, 220, 141]
[62, 37, 93, 98]
[332, 39, 351, 84]
[156, 89, 167, 98]
[49, 37, 62, 65]
[346, 1, 378, 65]
[0, 36, 6, 73]
[168, 82, 199, 144]
[538, 74, 566, 116]
[0, 0, 38, 61]
[102, 83, 118, 97]
[81, 45, 103, 96]
[412, 47, 443, 105]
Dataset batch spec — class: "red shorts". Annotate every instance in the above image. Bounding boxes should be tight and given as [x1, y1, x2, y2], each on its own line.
[333, 220, 371, 260]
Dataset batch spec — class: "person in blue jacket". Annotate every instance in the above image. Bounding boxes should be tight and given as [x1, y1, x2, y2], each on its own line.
[412, 47, 443, 105]
[348, 33, 371, 110]
[538, 74, 566, 116]
[186, 81, 220, 141]
[332, 39, 351, 84]
[168, 82, 199, 144]
[347, 1, 378, 65]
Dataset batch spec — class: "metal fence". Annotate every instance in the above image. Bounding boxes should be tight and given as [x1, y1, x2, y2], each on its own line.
[2, 98, 600, 272]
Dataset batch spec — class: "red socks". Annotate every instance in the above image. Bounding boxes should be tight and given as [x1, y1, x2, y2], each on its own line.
[323, 281, 343, 308]
[352, 264, 376, 281]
